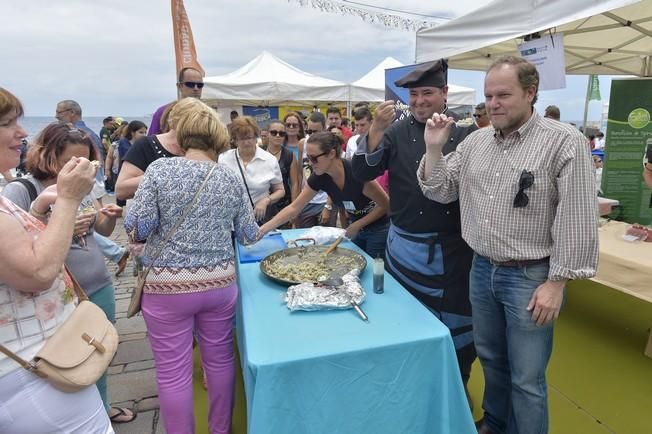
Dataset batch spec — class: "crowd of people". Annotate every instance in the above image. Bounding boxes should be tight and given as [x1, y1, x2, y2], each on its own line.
[3, 53, 647, 434]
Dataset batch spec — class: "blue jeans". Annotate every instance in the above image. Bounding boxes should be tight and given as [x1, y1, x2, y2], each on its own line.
[470, 255, 555, 434]
[352, 223, 389, 259]
[93, 232, 125, 263]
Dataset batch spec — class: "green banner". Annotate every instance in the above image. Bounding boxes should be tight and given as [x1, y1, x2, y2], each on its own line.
[602, 78, 652, 224]
[588, 75, 601, 101]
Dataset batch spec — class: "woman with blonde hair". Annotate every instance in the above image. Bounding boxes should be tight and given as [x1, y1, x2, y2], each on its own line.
[125, 99, 261, 434]
[0, 88, 113, 432]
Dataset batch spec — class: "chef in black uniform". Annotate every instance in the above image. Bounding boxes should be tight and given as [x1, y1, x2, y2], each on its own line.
[352, 59, 477, 394]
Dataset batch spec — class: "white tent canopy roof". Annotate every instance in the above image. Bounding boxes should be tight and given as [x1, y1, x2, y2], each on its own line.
[415, 0, 651, 77]
[202, 51, 349, 105]
[446, 84, 477, 107]
[350, 56, 404, 101]
[350, 57, 477, 106]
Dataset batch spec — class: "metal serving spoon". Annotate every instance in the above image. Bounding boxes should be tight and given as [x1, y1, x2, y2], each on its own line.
[320, 276, 368, 322]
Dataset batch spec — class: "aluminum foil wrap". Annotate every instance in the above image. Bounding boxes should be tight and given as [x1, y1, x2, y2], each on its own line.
[297, 226, 346, 245]
[284, 269, 365, 311]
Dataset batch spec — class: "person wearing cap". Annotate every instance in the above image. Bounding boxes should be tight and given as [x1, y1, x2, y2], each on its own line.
[148, 67, 204, 135]
[418, 56, 598, 434]
[351, 59, 477, 396]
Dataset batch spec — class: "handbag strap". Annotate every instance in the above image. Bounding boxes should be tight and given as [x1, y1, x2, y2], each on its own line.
[141, 163, 217, 278]
[65, 265, 89, 302]
[0, 345, 46, 377]
[235, 150, 255, 209]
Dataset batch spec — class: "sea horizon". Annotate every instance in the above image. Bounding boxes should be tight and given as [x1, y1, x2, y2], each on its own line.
[20, 116, 153, 140]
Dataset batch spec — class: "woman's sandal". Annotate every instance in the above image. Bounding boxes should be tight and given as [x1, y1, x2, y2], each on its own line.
[109, 407, 137, 424]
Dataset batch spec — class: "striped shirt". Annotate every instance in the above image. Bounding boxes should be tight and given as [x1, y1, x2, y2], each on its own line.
[417, 110, 598, 281]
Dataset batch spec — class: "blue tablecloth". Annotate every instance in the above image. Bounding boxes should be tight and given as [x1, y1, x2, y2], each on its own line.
[236, 229, 475, 434]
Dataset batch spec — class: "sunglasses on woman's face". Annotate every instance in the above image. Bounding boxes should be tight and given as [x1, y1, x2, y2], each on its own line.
[269, 130, 286, 137]
[285, 123, 300, 128]
[307, 151, 328, 164]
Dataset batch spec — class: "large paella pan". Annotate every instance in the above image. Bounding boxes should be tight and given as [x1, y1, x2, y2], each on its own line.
[260, 244, 367, 286]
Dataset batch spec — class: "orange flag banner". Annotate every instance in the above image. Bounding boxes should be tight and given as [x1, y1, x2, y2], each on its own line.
[171, 0, 205, 77]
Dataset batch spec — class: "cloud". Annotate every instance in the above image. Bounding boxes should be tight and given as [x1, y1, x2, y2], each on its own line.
[3, 0, 489, 116]
[1, 0, 611, 124]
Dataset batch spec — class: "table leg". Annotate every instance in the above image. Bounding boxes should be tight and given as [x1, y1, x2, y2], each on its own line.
[645, 328, 652, 359]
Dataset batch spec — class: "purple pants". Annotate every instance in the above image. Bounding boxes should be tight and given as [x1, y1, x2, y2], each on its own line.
[142, 283, 238, 434]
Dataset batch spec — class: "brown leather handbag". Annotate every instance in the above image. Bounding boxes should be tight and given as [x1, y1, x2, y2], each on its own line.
[0, 269, 118, 393]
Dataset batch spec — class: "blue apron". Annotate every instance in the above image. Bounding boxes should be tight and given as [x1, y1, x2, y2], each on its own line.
[385, 223, 475, 381]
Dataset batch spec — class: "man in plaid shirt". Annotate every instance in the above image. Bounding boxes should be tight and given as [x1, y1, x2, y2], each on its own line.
[418, 56, 598, 434]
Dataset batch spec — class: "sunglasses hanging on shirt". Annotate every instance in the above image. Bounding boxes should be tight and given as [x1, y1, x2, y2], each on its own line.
[513, 170, 534, 208]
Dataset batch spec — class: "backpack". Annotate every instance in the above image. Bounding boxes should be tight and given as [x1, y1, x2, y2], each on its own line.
[9, 178, 38, 203]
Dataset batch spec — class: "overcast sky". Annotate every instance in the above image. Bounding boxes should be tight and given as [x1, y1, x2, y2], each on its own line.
[2, 0, 610, 123]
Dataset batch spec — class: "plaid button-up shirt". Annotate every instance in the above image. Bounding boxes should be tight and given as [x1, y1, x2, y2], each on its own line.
[418, 110, 598, 281]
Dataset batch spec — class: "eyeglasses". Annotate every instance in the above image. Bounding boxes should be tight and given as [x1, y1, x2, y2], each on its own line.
[56, 108, 72, 115]
[181, 81, 205, 89]
[269, 130, 286, 137]
[306, 129, 321, 135]
[513, 170, 534, 208]
[473, 113, 486, 118]
[285, 123, 300, 128]
[307, 151, 328, 164]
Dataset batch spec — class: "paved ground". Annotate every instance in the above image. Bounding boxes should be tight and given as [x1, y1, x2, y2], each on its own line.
[104, 204, 164, 434]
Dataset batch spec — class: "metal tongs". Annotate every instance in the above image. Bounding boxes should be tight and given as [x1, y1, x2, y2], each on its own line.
[320, 276, 368, 322]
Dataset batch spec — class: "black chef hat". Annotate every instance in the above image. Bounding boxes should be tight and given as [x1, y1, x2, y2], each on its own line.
[394, 59, 448, 89]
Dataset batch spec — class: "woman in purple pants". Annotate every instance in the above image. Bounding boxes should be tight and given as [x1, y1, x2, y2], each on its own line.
[125, 98, 261, 434]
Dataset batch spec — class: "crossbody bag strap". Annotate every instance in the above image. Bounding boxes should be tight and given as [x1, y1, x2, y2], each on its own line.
[64, 265, 89, 302]
[0, 344, 46, 377]
[235, 150, 255, 209]
[142, 163, 217, 278]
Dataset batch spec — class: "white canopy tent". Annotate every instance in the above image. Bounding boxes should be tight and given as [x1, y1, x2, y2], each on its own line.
[202, 51, 349, 106]
[349, 56, 403, 101]
[415, 0, 651, 77]
[349, 57, 477, 106]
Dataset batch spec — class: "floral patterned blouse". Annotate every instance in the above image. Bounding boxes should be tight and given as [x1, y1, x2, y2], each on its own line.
[124, 158, 260, 294]
[0, 196, 76, 377]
